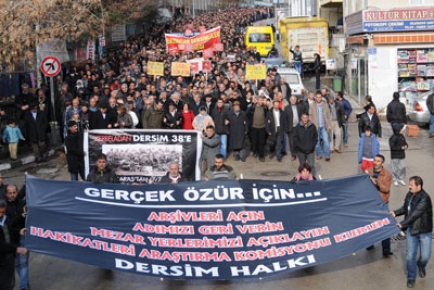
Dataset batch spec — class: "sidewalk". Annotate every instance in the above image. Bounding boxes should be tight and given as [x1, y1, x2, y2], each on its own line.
[0, 144, 61, 172]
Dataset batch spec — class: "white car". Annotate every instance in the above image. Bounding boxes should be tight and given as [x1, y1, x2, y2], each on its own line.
[277, 67, 307, 99]
[406, 91, 431, 125]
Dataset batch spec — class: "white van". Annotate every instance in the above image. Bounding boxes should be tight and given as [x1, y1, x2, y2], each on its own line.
[277, 67, 306, 99]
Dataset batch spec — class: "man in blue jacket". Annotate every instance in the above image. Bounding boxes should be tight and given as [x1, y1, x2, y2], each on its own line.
[336, 91, 352, 148]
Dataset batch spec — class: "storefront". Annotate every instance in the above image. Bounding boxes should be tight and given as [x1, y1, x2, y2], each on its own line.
[345, 7, 434, 111]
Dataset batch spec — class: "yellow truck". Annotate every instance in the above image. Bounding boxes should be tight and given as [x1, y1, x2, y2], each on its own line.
[280, 17, 329, 73]
[245, 26, 275, 57]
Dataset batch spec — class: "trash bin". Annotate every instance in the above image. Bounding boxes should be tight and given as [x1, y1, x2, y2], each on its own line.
[333, 76, 342, 92]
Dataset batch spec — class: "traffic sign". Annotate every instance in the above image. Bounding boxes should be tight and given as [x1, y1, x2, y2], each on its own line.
[41, 56, 61, 77]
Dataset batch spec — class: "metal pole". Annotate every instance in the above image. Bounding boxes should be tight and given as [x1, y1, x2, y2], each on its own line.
[50, 77, 56, 122]
[35, 24, 42, 88]
[357, 51, 361, 104]
[192, 0, 195, 18]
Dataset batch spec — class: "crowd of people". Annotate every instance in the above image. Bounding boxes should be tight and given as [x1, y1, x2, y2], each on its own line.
[0, 4, 433, 289]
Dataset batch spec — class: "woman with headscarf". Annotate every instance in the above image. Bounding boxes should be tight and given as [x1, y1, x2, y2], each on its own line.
[192, 106, 215, 133]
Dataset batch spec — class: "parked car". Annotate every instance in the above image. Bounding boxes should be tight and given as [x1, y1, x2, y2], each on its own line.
[263, 58, 290, 68]
[277, 67, 306, 99]
[406, 91, 431, 125]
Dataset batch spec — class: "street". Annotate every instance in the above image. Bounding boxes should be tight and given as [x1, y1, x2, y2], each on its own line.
[3, 74, 434, 289]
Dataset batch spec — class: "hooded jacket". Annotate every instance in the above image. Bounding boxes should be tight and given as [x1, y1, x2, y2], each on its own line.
[389, 123, 408, 160]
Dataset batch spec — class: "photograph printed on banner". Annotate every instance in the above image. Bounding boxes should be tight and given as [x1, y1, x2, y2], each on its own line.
[102, 144, 183, 177]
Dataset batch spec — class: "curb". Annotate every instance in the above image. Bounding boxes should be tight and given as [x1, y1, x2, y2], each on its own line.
[0, 148, 60, 172]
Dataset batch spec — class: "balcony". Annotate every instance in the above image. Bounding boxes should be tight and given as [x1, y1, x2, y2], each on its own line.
[320, 0, 342, 8]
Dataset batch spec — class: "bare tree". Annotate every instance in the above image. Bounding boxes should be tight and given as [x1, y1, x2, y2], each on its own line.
[0, 0, 158, 69]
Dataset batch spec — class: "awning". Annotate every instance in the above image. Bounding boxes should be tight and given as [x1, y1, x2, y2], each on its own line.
[374, 32, 434, 44]
[346, 36, 365, 45]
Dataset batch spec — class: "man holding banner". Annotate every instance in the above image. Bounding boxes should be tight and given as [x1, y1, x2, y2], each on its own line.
[366, 154, 393, 257]
[391, 176, 433, 288]
[0, 199, 27, 290]
[293, 113, 318, 177]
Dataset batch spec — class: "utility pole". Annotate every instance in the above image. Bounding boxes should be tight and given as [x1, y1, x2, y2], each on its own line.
[192, 0, 195, 18]
[35, 23, 42, 88]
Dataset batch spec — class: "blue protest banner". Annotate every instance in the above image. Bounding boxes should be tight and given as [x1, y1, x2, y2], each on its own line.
[25, 174, 400, 279]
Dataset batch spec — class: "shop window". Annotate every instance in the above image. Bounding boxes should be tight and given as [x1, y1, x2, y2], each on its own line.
[397, 48, 434, 98]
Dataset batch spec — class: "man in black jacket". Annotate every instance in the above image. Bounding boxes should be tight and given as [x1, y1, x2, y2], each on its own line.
[358, 103, 382, 140]
[391, 176, 433, 288]
[163, 102, 183, 129]
[284, 95, 304, 161]
[14, 83, 37, 140]
[313, 53, 321, 90]
[0, 199, 27, 290]
[5, 185, 28, 290]
[89, 103, 117, 130]
[211, 98, 230, 158]
[293, 113, 318, 177]
[266, 100, 287, 162]
[65, 121, 85, 181]
[386, 91, 407, 128]
[247, 97, 268, 162]
[25, 103, 49, 163]
[87, 153, 119, 184]
[427, 92, 434, 138]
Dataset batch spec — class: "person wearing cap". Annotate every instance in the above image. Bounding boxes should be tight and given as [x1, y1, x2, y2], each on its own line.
[225, 100, 249, 162]
[65, 120, 85, 181]
[163, 101, 183, 129]
[24, 100, 49, 163]
[101, 84, 111, 103]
